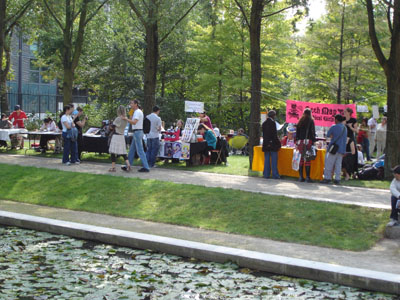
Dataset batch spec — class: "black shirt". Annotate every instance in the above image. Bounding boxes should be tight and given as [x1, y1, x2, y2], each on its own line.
[346, 117, 357, 140]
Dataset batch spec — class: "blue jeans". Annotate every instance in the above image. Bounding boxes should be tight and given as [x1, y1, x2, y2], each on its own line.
[128, 130, 149, 169]
[62, 132, 77, 163]
[146, 138, 160, 167]
[390, 196, 399, 221]
[263, 151, 279, 179]
[362, 138, 370, 161]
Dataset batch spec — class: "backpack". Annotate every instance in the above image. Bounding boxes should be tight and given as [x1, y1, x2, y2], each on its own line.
[357, 166, 384, 180]
[143, 116, 151, 134]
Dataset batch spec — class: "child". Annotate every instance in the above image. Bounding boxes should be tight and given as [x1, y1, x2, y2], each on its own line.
[357, 144, 364, 168]
[387, 165, 400, 226]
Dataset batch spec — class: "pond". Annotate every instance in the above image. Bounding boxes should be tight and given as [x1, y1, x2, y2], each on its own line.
[0, 226, 396, 300]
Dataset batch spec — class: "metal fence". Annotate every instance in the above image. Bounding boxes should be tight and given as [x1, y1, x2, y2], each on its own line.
[5, 92, 89, 118]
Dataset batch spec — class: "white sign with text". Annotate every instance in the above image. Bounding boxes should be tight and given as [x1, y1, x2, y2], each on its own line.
[184, 101, 204, 113]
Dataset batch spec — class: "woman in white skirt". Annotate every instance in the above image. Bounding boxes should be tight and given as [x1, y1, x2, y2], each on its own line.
[109, 105, 131, 172]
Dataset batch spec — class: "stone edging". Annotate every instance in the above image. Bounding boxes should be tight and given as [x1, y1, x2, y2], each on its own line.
[0, 210, 398, 295]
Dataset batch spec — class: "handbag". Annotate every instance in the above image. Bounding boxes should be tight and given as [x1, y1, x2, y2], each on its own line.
[292, 149, 301, 171]
[263, 140, 274, 152]
[328, 126, 346, 154]
[66, 127, 78, 142]
[302, 121, 316, 161]
[305, 145, 317, 160]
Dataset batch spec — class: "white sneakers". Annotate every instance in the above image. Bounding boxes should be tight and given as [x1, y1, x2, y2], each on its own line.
[387, 219, 399, 227]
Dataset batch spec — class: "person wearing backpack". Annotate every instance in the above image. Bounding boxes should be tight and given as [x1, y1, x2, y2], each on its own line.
[145, 106, 162, 168]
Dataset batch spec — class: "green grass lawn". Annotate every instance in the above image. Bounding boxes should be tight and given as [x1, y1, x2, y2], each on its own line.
[0, 163, 388, 251]
[0, 145, 391, 189]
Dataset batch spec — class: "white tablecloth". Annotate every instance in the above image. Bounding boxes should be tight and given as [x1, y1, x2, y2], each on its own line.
[0, 129, 28, 142]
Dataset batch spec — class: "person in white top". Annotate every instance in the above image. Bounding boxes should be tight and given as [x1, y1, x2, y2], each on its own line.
[123, 99, 150, 172]
[60, 104, 78, 165]
[387, 165, 400, 226]
[146, 106, 162, 168]
[356, 144, 364, 167]
[375, 116, 387, 159]
[368, 116, 377, 156]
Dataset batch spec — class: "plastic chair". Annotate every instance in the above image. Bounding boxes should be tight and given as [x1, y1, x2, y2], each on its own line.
[228, 135, 248, 155]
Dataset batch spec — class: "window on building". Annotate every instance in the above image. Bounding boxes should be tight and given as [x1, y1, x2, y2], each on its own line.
[29, 43, 38, 56]
[30, 58, 49, 84]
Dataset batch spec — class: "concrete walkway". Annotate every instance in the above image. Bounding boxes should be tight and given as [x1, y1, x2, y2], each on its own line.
[0, 154, 391, 209]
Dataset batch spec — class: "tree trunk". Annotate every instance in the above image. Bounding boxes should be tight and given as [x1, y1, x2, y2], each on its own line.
[248, 0, 264, 168]
[63, 68, 74, 106]
[337, 3, 345, 104]
[384, 73, 400, 178]
[0, 0, 9, 114]
[160, 61, 165, 99]
[218, 56, 222, 107]
[143, 20, 159, 116]
[366, 0, 400, 177]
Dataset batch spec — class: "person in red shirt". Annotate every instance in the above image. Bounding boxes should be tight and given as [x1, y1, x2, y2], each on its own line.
[9, 105, 27, 128]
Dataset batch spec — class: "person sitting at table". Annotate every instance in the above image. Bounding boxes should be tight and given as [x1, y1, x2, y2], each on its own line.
[280, 126, 296, 147]
[197, 124, 217, 165]
[39, 117, 59, 153]
[199, 111, 213, 129]
[9, 105, 27, 129]
[295, 108, 316, 182]
[109, 105, 131, 172]
[0, 113, 12, 129]
[9, 105, 27, 149]
[175, 119, 184, 137]
[0, 113, 12, 148]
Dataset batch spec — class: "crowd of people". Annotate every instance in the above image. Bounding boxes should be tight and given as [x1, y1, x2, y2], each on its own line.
[0, 100, 398, 227]
[104, 99, 221, 173]
[261, 107, 388, 184]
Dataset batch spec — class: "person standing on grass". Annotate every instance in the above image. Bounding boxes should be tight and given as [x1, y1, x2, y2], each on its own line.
[73, 107, 87, 161]
[387, 165, 400, 227]
[295, 108, 316, 182]
[376, 117, 387, 159]
[368, 115, 377, 157]
[146, 106, 162, 168]
[122, 99, 150, 173]
[109, 105, 131, 172]
[320, 114, 347, 184]
[344, 107, 358, 177]
[358, 118, 370, 161]
[61, 105, 79, 165]
[199, 111, 213, 129]
[262, 110, 281, 180]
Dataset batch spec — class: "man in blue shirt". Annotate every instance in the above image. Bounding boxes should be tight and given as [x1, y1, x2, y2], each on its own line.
[321, 114, 347, 184]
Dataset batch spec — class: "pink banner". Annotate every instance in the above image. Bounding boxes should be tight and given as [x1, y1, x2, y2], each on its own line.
[286, 100, 356, 127]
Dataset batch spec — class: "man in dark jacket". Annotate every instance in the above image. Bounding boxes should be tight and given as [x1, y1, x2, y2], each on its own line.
[262, 110, 281, 179]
